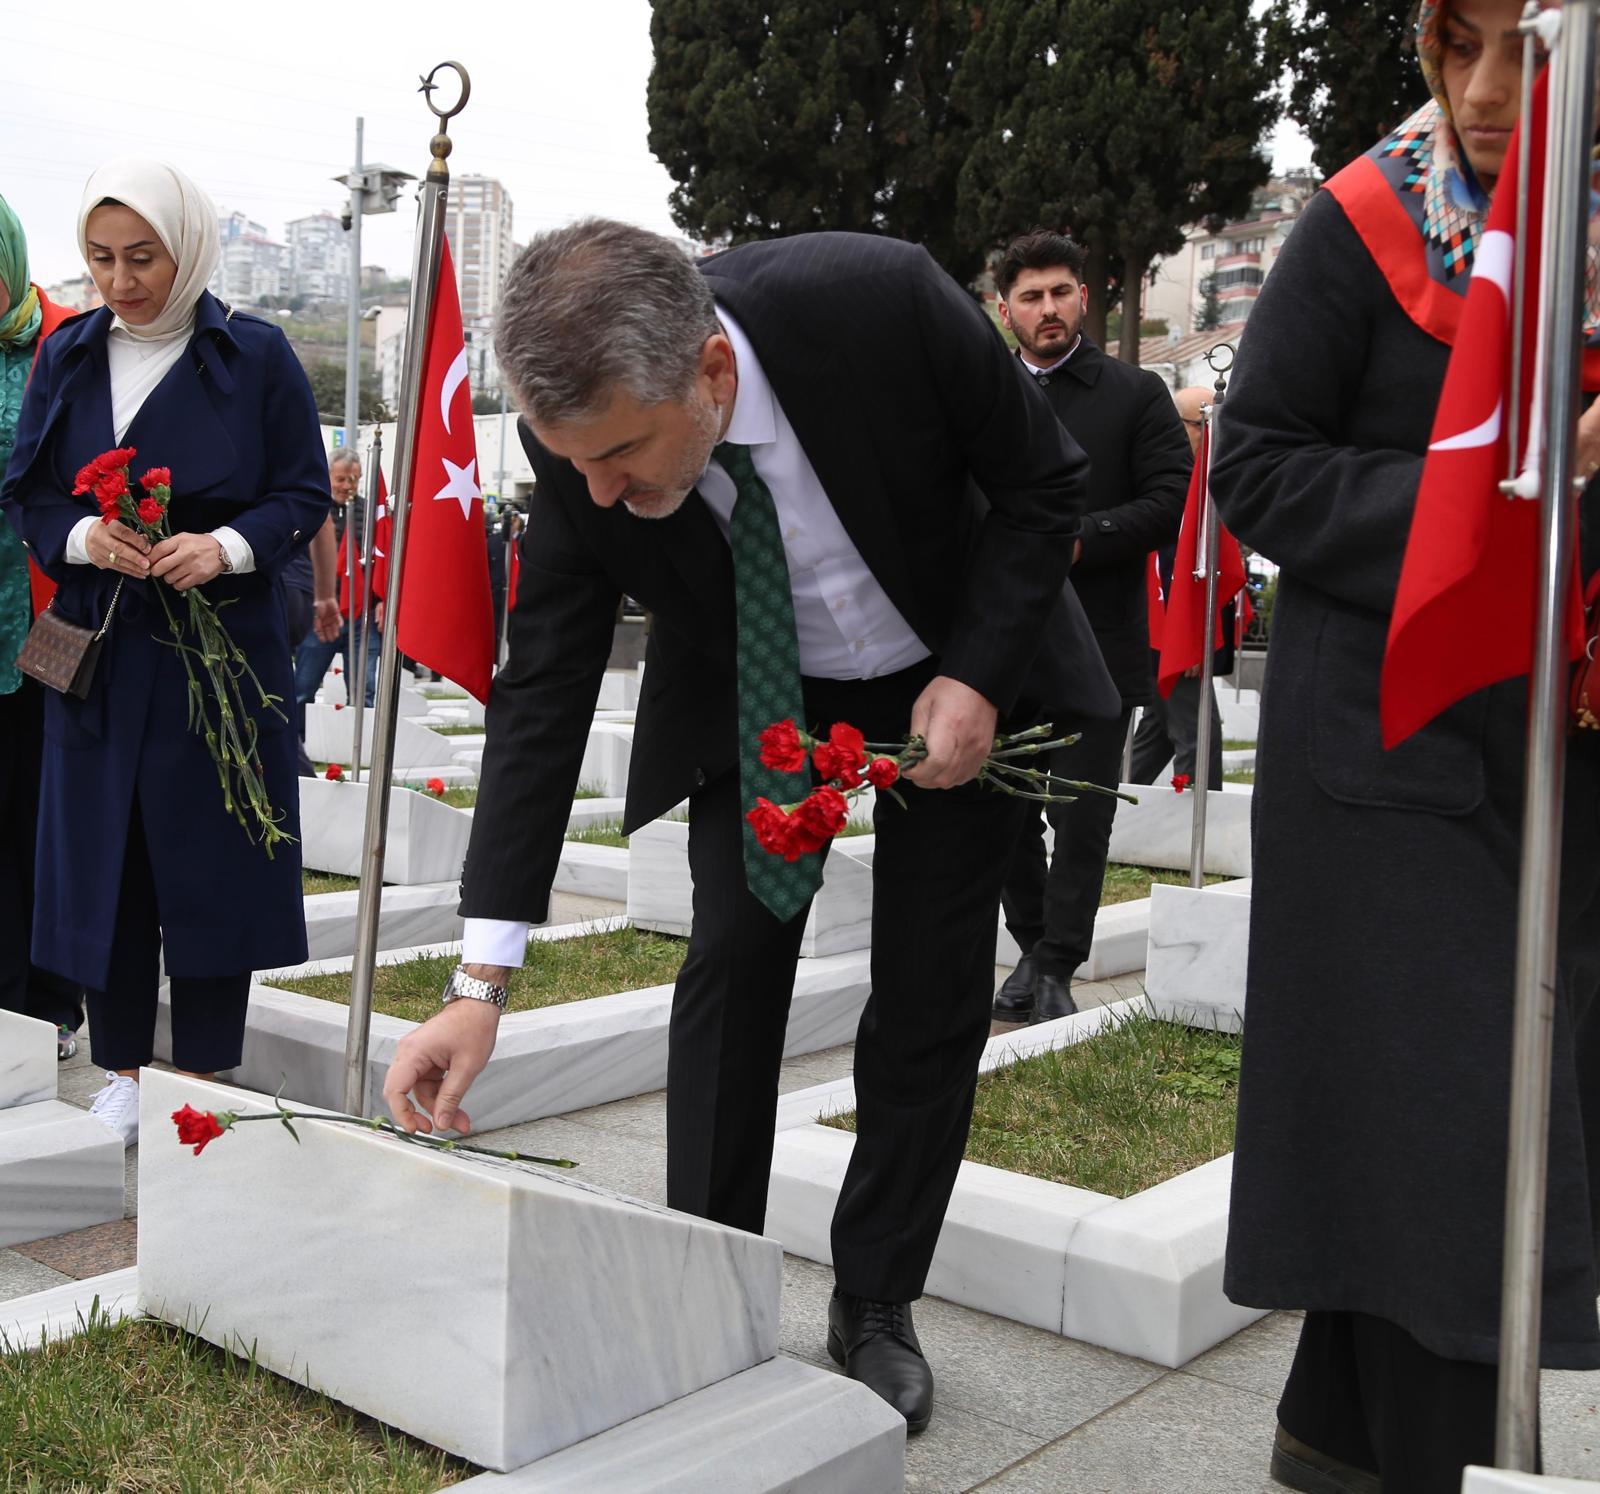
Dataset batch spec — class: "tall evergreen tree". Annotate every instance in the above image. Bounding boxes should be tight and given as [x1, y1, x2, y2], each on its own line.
[1195, 272, 1223, 332]
[647, 0, 982, 284]
[952, 0, 1278, 360]
[1267, 2, 1431, 177]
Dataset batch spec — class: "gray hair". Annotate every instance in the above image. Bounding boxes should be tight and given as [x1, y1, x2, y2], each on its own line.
[494, 218, 718, 427]
[328, 448, 360, 473]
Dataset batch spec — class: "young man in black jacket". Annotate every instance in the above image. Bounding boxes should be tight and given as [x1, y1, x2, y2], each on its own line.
[991, 231, 1191, 1024]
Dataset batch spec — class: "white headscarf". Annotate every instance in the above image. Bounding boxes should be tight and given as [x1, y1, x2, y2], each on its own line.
[76, 159, 219, 343]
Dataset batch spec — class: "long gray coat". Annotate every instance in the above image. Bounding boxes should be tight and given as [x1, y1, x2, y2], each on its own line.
[1211, 188, 1600, 1368]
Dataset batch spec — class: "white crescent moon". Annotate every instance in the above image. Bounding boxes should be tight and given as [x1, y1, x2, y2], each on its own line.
[441, 348, 469, 435]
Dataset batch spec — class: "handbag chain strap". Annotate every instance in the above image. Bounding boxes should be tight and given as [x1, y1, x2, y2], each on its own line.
[93, 577, 126, 641]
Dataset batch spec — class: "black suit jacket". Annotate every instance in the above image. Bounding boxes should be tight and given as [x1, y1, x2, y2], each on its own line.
[462, 232, 1119, 924]
[1021, 336, 1191, 705]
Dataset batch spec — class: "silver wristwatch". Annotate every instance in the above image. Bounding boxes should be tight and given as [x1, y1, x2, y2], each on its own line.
[440, 964, 509, 1011]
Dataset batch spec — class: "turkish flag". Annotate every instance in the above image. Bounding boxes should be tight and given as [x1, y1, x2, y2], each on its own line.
[1380, 71, 1586, 746]
[334, 472, 388, 621]
[1145, 551, 1165, 651]
[1157, 422, 1247, 697]
[507, 534, 521, 613]
[394, 238, 495, 702]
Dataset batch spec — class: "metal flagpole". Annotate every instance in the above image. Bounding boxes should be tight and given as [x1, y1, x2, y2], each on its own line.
[342, 117, 364, 772]
[350, 425, 383, 782]
[1188, 343, 1233, 888]
[1120, 710, 1137, 783]
[341, 62, 471, 1116]
[1494, 0, 1596, 1469]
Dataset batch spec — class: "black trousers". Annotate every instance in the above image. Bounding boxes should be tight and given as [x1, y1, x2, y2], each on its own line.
[1000, 708, 1132, 979]
[0, 683, 84, 1031]
[665, 661, 1031, 1302]
[1129, 671, 1223, 786]
[85, 802, 251, 1073]
[1279, 1311, 1512, 1494]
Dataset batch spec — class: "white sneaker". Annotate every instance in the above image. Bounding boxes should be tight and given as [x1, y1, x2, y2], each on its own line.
[88, 1072, 139, 1147]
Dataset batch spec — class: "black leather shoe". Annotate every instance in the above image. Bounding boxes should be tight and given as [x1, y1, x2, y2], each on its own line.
[1028, 971, 1079, 1023]
[992, 954, 1037, 1022]
[1269, 1425, 1380, 1494]
[827, 1288, 934, 1433]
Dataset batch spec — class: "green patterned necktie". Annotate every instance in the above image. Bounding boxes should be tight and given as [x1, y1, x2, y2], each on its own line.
[717, 440, 824, 922]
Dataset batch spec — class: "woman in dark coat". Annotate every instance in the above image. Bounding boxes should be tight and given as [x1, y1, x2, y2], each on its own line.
[0, 160, 329, 1146]
[1211, 2, 1600, 1489]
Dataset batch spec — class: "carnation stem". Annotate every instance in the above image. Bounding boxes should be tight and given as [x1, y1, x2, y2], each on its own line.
[221, 1108, 578, 1168]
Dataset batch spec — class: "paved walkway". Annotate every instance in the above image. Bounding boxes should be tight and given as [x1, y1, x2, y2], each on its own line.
[6, 898, 1600, 1491]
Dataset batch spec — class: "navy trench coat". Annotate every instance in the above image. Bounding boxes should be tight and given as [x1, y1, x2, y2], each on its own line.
[0, 294, 329, 990]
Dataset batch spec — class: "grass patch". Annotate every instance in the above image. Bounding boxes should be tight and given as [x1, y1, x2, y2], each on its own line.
[1100, 864, 1227, 906]
[1222, 738, 1253, 751]
[566, 819, 629, 850]
[822, 1012, 1239, 1197]
[397, 783, 477, 809]
[1223, 770, 1255, 785]
[273, 926, 687, 1023]
[0, 1306, 473, 1491]
[573, 781, 609, 800]
[302, 870, 361, 896]
[427, 724, 484, 737]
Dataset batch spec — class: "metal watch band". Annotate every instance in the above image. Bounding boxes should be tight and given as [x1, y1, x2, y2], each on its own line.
[440, 964, 509, 1010]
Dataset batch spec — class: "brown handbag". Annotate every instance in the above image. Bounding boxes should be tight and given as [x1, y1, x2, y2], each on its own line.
[15, 578, 124, 700]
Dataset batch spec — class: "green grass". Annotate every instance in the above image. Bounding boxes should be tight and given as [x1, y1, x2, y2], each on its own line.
[396, 783, 477, 810]
[302, 870, 361, 896]
[822, 1012, 1240, 1198]
[1223, 770, 1255, 785]
[573, 781, 610, 800]
[566, 819, 629, 850]
[427, 724, 484, 737]
[1222, 738, 1253, 751]
[1100, 864, 1226, 906]
[272, 926, 687, 1022]
[0, 1306, 473, 1491]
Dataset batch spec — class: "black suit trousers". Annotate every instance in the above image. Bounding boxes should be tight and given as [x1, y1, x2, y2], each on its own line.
[1000, 708, 1132, 978]
[1129, 671, 1223, 787]
[665, 660, 1031, 1302]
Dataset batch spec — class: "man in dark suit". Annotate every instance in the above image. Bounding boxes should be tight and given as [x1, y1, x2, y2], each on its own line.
[382, 220, 1118, 1432]
[989, 232, 1191, 1025]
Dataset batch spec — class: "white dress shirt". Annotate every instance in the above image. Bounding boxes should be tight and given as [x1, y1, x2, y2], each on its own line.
[463, 306, 929, 971]
[64, 322, 254, 572]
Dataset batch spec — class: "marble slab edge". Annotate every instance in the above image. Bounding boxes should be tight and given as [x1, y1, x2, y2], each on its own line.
[0, 1267, 141, 1353]
[0, 1010, 56, 1110]
[438, 1356, 905, 1493]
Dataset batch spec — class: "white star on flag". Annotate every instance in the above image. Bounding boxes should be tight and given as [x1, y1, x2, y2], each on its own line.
[432, 456, 481, 522]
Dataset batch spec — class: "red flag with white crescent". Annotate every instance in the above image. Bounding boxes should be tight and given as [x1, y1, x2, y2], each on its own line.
[1380, 69, 1584, 746]
[395, 237, 495, 702]
[1157, 423, 1247, 697]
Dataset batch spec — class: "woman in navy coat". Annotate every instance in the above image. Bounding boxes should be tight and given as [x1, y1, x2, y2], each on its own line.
[0, 160, 329, 1145]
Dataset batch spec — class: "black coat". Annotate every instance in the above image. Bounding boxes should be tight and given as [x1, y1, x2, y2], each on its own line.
[1023, 337, 1190, 705]
[461, 232, 1120, 924]
[1211, 188, 1600, 1368]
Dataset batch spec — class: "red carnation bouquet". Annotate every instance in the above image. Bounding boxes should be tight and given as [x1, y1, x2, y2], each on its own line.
[748, 719, 1130, 861]
[74, 447, 292, 856]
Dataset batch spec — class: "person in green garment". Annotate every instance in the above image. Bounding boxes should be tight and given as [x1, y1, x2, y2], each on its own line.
[0, 193, 84, 1060]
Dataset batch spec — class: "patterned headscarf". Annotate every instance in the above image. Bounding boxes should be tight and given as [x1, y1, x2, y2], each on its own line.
[0, 194, 41, 351]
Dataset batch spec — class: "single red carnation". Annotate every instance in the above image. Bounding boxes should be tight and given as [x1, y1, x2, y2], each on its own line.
[103, 446, 137, 470]
[325, 762, 344, 781]
[426, 777, 446, 797]
[333, 702, 345, 711]
[136, 497, 162, 525]
[139, 466, 171, 492]
[792, 785, 849, 849]
[171, 1104, 226, 1155]
[94, 469, 128, 504]
[813, 721, 867, 786]
[864, 757, 899, 789]
[747, 797, 798, 858]
[73, 461, 101, 496]
[1171, 773, 1192, 793]
[758, 718, 810, 773]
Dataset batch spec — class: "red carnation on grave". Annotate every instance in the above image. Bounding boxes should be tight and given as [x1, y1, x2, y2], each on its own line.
[864, 757, 899, 789]
[171, 1104, 226, 1155]
[325, 762, 344, 781]
[333, 702, 345, 711]
[139, 466, 171, 491]
[426, 777, 446, 797]
[1171, 773, 1192, 793]
[813, 722, 867, 787]
[137, 497, 162, 525]
[758, 718, 810, 773]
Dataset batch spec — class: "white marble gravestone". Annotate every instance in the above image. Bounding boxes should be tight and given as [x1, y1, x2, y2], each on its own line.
[1218, 687, 1260, 744]
[299, 777, 472, 885]
[303, 704, 458, 772]
[1143, 880, 1253, 1032]
[137, 1071, 783, 1472]
[1105, 782, 1252, 877]
[0, 1009, 54, 1110]
[578, 720, 636, 798]
[1460, 1476, 1600, 1493]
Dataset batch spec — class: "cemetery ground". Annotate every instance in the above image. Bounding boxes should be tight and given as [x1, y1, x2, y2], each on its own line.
[6, 888, 1600, 1489]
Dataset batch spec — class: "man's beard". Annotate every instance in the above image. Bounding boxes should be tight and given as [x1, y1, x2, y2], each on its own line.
[1017, 313, 1080, 364]
[621, 396, 722, 520]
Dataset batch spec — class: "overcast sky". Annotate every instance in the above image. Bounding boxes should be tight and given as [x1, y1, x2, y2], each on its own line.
[9, 0, 1311, 290]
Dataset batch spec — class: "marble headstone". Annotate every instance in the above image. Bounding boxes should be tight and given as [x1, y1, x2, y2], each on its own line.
[137, 1072, 783, 1472]
[0, 1100, 125, 1249]
[0, 1011, 55, 1110]
[1105, 782, 1252, 877]
[303, 704, 457, 772]
[299, 777, 473, 885]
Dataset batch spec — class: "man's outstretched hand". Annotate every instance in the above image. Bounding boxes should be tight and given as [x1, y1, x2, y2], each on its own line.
[901, 675, 998, 790]
[382, 997, 502, 1136]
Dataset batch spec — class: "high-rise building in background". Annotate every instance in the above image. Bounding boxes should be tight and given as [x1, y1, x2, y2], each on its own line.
[209, 210, 285, 306]
[286, 212, 351, 303]
[449, 175, 514, 392]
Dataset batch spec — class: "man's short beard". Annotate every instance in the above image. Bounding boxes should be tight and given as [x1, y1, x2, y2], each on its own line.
[1017, 313, 1080, 362]
[623, 393, 723, 520]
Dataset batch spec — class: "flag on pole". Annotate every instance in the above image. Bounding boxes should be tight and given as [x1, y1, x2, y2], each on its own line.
[1380, 70, 1585, 747]
[507, 533, 521, 613]
[393, 238, 496, 702]
[1146, 551, 1166, 651]
[1157, 421, 1247, 697]
[334, 473, 388, 622]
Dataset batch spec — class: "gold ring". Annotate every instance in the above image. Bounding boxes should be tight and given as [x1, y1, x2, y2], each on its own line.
[109, 548, 119, 564]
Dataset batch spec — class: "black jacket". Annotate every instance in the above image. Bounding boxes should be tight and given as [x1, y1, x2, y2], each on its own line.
[1020, 336, 1190, 705]
[461, 232, 1120, 923]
